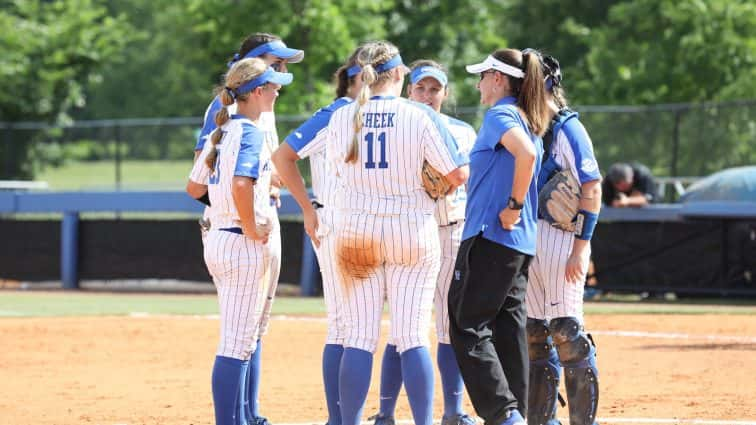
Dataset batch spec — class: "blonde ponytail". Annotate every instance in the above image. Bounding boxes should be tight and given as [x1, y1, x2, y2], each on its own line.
[205, 88, 234, 171]
[345, 64, 376, 163]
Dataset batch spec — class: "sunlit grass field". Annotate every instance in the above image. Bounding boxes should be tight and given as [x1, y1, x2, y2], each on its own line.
[37, 160, 192, 191]
[1, 291, 755, 318]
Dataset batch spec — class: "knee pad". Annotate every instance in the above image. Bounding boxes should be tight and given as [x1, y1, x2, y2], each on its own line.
[526, 318, 553, 362]
[527, 319, 561, 425]
[549, 317, 592, 365]
[551, 318, 599, 425]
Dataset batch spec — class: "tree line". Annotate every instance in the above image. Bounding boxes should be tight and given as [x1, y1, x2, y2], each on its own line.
[1, 0, 754, 179]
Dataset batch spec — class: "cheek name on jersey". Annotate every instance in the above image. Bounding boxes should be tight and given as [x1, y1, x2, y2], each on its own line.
[363, 112, 395, 128]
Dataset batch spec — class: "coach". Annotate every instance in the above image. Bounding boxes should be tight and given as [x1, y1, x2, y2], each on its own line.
[447, 48, 550, 425]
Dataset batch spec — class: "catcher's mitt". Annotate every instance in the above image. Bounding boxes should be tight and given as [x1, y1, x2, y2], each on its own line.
[421, 160, 452, 200]
[538, 170, 581, 232]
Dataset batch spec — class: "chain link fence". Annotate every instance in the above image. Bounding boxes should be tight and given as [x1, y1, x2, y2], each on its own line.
[1, 100, 753, 192]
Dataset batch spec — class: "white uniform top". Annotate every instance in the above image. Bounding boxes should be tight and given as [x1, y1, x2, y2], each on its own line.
[326, 96, 467, 215]
[190, 115, 274, 229]
[285, 97, 354, 208]
[547, 118, 601, 191]
[195, 96, 279, 221]
[435, 114, 476, 226]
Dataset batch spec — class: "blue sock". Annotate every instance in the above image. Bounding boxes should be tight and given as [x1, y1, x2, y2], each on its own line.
[237, 360, 250, 425]
[323, 344, 344, 425]
[212, 355, 244, 425]
[437, 343, 464, 417]
[246, 339, 262, 419]
[400, 346, 434, 425]
[378, 344, 403, 417]
[339, 348, 373, 425]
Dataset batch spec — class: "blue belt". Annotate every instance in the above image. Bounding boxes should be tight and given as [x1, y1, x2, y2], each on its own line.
[219, 227, 243, 234]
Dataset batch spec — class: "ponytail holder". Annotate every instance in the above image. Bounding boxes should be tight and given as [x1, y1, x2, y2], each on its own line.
[224, 86, 237, 100]
[227, 53, 241, 68]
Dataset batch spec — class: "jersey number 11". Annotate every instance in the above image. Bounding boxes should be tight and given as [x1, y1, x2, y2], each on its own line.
[364, 131, 388, 169]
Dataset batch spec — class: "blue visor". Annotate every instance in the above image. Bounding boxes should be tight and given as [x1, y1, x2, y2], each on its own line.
[228, 40, 305, 67]
[231, 67, 293, 97]
[375, 54, 406, 73]
[346, 64, 362, 77]
[410, 66, 448, 86]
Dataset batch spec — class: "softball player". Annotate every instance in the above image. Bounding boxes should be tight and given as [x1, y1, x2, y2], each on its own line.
[190, 33, 303, 425]
[325, 41, 468, 425]
[524, 53, 602, 425]
[371, 60, 476, 425]
[448, 48, 550, 425]
[186, 58, 293, 425]
[271, 45, 367, 425]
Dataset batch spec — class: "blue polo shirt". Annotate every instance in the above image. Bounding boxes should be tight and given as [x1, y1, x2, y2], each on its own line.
[462, 96, 543, 256]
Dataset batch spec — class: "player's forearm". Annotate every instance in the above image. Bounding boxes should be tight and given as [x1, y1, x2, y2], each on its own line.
[579, 180, 602, 213]
[231, 176, 257, 231]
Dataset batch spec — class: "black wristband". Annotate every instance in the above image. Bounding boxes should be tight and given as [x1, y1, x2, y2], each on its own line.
[196, 192, 211, 207]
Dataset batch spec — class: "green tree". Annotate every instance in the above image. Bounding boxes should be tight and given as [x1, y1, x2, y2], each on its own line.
[0, 0, 135, 178]
[576, 0, 756, 104]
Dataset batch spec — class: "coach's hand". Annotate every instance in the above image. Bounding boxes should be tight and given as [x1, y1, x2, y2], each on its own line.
[304, 206, 320, 248]
[498, 207, 521, 230]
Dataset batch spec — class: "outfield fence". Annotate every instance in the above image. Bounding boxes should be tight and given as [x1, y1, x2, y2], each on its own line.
[1, 100, 754, 191]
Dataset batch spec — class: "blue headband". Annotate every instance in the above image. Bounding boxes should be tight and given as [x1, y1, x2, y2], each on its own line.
[227, 40, 304, 68]
[227, 67, 293, 99]
[410, 66, 448, 86]
[374, 54, 405, 73]
[346, 64, 362, 77]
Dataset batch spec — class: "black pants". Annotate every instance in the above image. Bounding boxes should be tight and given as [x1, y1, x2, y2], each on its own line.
[448, 235, 531, 425]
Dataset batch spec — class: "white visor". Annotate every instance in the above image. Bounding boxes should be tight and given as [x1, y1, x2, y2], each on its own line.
[466, 55, 525, 79]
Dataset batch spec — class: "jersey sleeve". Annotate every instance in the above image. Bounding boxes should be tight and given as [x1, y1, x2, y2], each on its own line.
[235, 123, 265, 179]
[284, 106, 333, 159]
[421, 110, 467, 175]
[481, 107, 521, 150]
[189, 142, 213, 184]
[194, 97, 222, 151]
[561, 119, 602, 184]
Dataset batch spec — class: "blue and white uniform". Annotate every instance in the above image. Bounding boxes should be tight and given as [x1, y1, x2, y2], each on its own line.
[197, 100, 282, 340]
[526, 112, 601, 320]
[327, 96, 465, 354]
[190, 115, 274, 360]
[433, 115, 476, 345]
[284, 96, 353, 345]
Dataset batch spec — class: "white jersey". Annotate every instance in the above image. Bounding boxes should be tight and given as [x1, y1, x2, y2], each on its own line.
[190, 115, 274, 230]
[326, 96, 465, 214]
[435, 114, 476, 226]
[527, 113, 601, 321]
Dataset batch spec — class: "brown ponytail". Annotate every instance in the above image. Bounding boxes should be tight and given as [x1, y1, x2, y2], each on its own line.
[519, 51, 550, 136]
[492, 49, 551, 137]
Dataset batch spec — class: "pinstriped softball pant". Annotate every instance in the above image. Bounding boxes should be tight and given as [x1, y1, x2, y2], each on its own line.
[336, 211, 440, 354]
[204, 229, 271, 360]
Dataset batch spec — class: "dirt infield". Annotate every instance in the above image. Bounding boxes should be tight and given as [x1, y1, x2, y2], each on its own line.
[1, 313, 755, 424]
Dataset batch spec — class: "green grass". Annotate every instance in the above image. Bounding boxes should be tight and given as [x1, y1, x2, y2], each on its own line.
[1, 291, 755, 318]
[0, 292, 326, 318]
[37, 159, 193, 191]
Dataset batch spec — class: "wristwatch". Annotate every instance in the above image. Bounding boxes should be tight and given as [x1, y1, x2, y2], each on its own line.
[507, 196, 524, 210]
